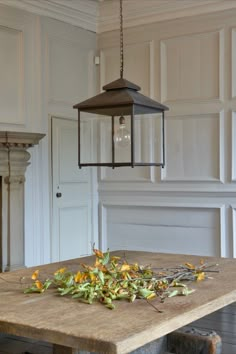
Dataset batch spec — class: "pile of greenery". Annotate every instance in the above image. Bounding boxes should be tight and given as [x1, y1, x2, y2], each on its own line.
[24, 248, 218, 310]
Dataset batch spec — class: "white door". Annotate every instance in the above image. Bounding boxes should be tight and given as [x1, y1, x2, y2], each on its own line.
[51, 117, 95, 261]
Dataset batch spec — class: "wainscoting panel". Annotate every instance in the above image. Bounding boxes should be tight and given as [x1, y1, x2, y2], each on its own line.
[231, 28, 236, 99]
[231, 205, 236, 257]
[59, 205, 90, 261]
[0, 25, 24, 125]
[47, 36, 90, 106]
[42, 16, 96, 116]
[0, 5, 35, 129]
[231, 112, 236, 182]
[100, 203, 225, 257]
[100, 41, 151, 94]
[161, 30, 223, 104]
[162, 112, 223, 182]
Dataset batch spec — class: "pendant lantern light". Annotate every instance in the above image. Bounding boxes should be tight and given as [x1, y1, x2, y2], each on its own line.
[73, 0, 169, 169]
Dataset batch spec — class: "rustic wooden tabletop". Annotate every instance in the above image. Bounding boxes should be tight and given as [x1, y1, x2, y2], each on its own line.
[0, 251, 235, 354]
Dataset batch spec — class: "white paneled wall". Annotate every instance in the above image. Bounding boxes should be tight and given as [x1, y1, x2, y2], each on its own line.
[160, 30, 222, 103]
[0, 26, 24, 125]
[98, 9, 236, 258]
[103, 204, 223, 257]
[163, 113, 223, 182]
[0, 5, 97, 266]
[2, 2, 236, 265]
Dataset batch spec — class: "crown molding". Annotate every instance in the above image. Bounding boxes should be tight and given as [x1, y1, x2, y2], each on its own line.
[98, 0, 236, 33]
[2, 0, 236, 34]
[0, 0, 99, 32]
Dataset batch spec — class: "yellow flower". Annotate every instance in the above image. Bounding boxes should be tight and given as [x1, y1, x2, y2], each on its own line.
[93, 248, 104, 258]
[74, 271, 83, 283]
[132, 263, 139, 271]
[54, 267, 66, 275]
[185, 262, 195, 270]
[89, 272, 96, 283]
[31, 270, 39, 280]
[35, 280, 43, 289]
[120, 264, 131, 272]
[111, 256, 120, 262]
[147, 293, 156, 300]
[197, 272, 205, 281]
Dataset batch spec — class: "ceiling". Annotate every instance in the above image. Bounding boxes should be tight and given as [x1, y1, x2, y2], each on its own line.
[99, 0, 236, 32]
[1, 0, 236, 33]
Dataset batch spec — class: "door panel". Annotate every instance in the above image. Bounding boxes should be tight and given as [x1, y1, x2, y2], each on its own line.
[52, 117, 92, 261]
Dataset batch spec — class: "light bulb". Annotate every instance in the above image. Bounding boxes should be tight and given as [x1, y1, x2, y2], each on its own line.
[114, 116, 131, 148]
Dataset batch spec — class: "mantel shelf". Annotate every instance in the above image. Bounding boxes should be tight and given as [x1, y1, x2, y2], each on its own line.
[0, 131, 45, 147]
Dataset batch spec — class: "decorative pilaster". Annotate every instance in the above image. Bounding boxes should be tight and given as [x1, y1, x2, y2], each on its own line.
[0, 132, 45, 272]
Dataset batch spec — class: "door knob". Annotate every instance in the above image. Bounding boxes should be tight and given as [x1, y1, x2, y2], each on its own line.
[56, 192, 62, 198]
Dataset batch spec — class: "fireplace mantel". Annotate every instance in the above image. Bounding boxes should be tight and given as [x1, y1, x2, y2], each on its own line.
[0, 131, 45, 146]
[0, 131, 45, 272]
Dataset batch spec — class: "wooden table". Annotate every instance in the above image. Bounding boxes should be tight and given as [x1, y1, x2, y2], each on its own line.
[0, 250, 236, 354]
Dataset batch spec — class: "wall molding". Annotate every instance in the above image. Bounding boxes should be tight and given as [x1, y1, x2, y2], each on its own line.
[161, 111, 224, 183]
[98, 0, 236, 33]
[232, 28, 236, 99]
[231, 205, 236, 257]
[0, 0, 98, 33]
[160, 29, 224, 105]
[99, 201, 226, 257]
[2, 0, 236, 34]
[231, 111, 236, 182]
[99, 182, 236, 195]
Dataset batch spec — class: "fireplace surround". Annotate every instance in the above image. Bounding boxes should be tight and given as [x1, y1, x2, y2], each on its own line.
[0, 131, 45, 272]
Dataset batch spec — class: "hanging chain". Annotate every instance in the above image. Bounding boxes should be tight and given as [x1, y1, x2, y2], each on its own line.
[6, 131, 11, 187]
[120, 0, 124, 79]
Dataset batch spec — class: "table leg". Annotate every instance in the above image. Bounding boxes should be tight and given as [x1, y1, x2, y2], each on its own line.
[53, 337, 167, 354]
[53, 344, 79, 354]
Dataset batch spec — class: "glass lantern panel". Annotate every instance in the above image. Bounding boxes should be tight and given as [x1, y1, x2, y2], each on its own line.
[79, 112, 164, 166]
[134, 113, 163, 165]
[80, 113, 94, 164]
[80, 112, 112, 165]
[99, 116, 112, 163]
[114, 115, 131, 164]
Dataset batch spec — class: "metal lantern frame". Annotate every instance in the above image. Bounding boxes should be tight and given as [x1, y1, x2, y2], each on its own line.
[73, 78, 168, 168]
[73, 0, 169, 169]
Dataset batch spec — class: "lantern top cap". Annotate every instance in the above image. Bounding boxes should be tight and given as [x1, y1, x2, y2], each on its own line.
[103, 78, 141, 91]
[73, 77, 169, 115]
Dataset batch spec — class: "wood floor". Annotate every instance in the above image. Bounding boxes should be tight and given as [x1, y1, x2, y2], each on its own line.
[0, 303, 235, 353]
[190, 302, 236, 354]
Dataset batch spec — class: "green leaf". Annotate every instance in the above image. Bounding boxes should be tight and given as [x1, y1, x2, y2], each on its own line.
[64, 275, 74, 287]
[130, 294, 136, 302]
[180, 288, 195, 296]
[60, 287, 75, 296]
[138, 288, 155, 299]
[168, 290, 179, 298]
[98, 270, 104, 284]
[130, 283, 138, 290]
[72, 293, 84, 299]
[117, 292, 129, 299]
[24, 287, 42, 294]
[106, 303, 115, 310]
[43, 279, 52, 290]
[172, 281, 187, 288]
[102, 251, 110, 265]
